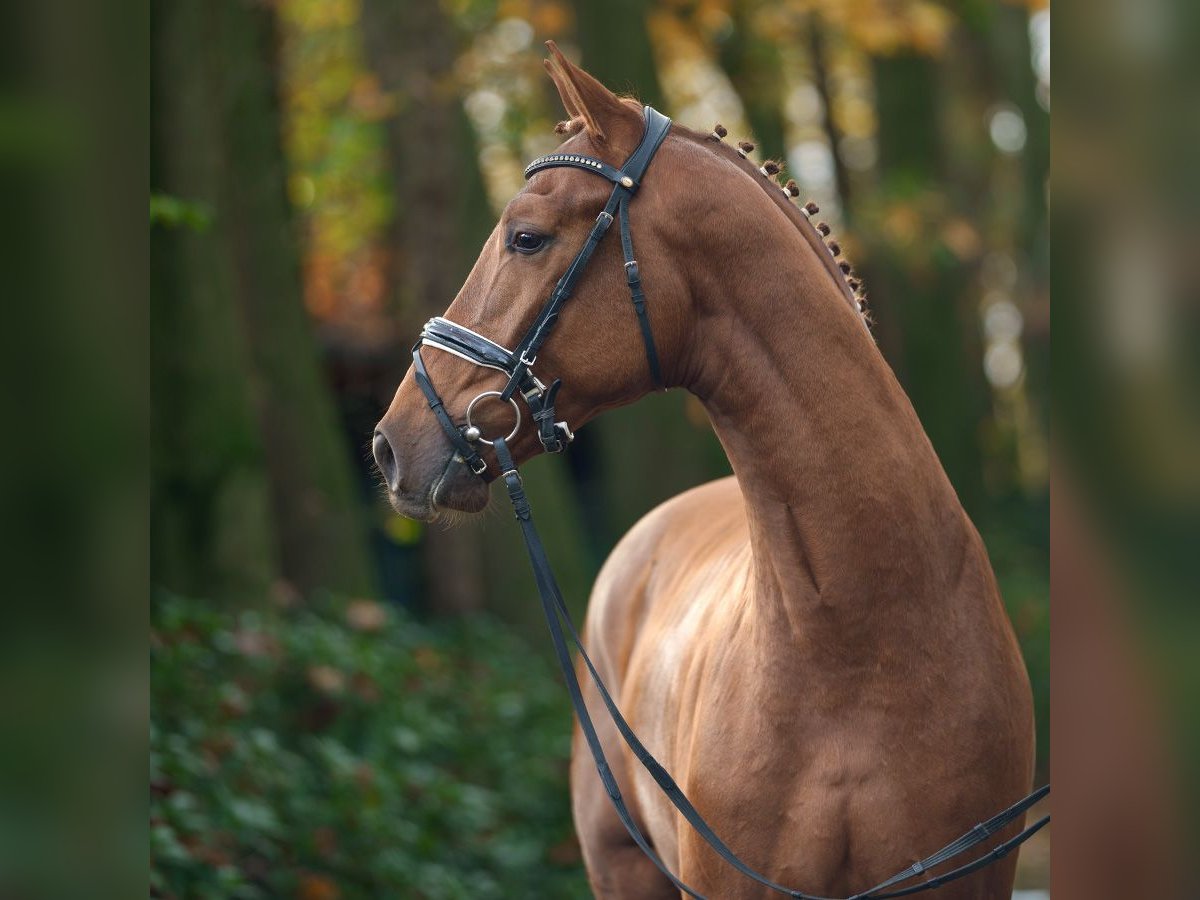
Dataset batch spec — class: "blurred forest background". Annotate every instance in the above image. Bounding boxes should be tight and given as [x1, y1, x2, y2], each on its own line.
[151, 0, 1049, 896]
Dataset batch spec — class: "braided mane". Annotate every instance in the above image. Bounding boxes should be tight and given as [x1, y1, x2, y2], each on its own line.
[546, 106, 869, 328]
[673, 123, 871, 328]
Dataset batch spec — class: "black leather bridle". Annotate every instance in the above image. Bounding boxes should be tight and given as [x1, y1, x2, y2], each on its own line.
[412, 105, 671, 478]
[409, 105, 1050, 899]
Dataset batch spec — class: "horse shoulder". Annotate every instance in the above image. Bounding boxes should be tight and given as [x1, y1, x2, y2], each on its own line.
[584, 475, 749, 684]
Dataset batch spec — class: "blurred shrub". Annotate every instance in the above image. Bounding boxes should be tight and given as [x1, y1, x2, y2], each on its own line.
[151, 595, 589, 899]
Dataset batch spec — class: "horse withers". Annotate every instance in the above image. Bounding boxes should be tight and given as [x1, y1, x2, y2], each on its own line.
[373, 42, 1035, 900]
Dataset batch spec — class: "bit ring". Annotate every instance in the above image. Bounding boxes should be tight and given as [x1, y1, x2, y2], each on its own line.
[464, 391, 521, 446]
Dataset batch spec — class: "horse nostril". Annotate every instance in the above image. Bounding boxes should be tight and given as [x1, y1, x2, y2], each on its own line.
[372, 430, 400, 493]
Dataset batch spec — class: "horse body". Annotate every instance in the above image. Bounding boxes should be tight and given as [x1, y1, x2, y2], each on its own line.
[577, 476, 1031, 898]
[569, 127, 1033, 893]
[373, 42, 1035, 899]
[552, 121, 1032, 900]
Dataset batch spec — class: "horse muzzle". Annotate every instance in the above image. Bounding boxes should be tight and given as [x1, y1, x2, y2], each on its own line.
[373, 403, 491, 520]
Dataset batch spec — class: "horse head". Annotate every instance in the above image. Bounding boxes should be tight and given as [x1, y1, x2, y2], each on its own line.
[373, 43, 696, 519]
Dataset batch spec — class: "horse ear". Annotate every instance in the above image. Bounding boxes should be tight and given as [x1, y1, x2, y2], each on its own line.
[543, 40, 640, 147]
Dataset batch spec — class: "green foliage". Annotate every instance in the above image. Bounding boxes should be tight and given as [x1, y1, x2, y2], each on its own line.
[151, 595, 589, 899]
[150, 193, 213, 232]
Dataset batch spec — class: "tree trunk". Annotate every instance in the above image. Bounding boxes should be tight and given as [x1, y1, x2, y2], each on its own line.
[572, 0, 664, 108]
[569, 0, 727, 554]
[806, 20, 853, 211]
[867, 51, 987, 515]
[152, 0, 376, 602]
[360, 0, 494, 614]
[716, 1, 787, 163]
[153, 0, 277, 603]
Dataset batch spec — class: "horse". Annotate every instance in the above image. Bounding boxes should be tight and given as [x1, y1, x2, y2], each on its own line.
[373, 42, 1034, 900]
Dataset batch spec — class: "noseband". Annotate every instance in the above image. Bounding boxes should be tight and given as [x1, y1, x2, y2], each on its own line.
[406, 105, 1050, 899]
[412, 105, 672, 476]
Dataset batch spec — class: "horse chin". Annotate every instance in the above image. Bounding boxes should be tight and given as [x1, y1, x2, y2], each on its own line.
[388, 459, 490, 522]
[430, 462, 491, 517]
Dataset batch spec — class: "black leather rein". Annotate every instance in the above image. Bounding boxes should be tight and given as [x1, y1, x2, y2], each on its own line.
[410, 105, 1050, 899]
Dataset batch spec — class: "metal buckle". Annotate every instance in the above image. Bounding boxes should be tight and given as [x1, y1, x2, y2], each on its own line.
[522, 374, 548, 401]
[469, 456, 488, 475]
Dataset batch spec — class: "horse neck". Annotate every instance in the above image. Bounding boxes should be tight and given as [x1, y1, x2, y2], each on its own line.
[684, 207, 976, 655]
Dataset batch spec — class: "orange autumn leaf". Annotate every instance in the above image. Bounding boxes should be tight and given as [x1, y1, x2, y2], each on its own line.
[297, 873, 341, 900]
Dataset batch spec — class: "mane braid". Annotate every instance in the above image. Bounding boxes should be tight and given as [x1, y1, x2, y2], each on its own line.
[673, 123, 869, 327]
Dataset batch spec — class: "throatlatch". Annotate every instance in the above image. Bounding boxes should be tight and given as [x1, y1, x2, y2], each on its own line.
[410, 105, 1050, 900]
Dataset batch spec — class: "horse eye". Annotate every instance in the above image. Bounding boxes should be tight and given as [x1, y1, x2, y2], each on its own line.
[512, 231, 545, 254]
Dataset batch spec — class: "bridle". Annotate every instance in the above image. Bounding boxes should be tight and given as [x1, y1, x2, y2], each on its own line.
[412, 105, 671, 478]
[408, 105, 1050, 899]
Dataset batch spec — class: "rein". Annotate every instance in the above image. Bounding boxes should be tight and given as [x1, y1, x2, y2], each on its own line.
[412, 106, 1050, 899]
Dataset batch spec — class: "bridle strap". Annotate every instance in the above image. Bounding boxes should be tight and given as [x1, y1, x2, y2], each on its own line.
[500, 197, 621, 401]
[618, 193, 663, 386]
[411, 345, 488, 476]
[502, 105, 673, 400]
[522, 105, 671, 188]
[492, 434, 1051, 900]
[524, 153, 625, 183]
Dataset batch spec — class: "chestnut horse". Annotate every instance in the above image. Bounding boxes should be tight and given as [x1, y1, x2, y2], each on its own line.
[374, 44, 1034, 899]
